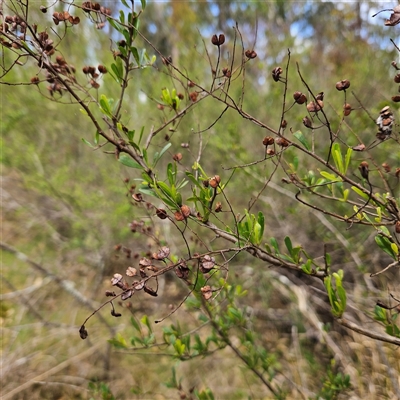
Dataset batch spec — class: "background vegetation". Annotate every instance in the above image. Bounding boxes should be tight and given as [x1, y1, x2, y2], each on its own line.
[1, 1, 400, 399]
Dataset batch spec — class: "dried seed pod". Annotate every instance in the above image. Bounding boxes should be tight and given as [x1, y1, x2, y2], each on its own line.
[30, 76, 40, 84]
[132, 193, 143, 202]
[359, 161, 369, 180]
[276, 137, 289, 147]
[211, 34, 219, 46]
[382, 163, 391, 173]
[201, 285, 213, 300]
[293, 91, 307, 104]
[174, 211, 185, 221]
[316, 92, 324, 101]
[201, 255, 215, 272]
[306, 100, 323, 112]
[180, 205, 191, 218]
[272, 67, 283, 82]
[189, 92, 198, 102]
[392, 95, 400, 102]
[218, 34, 225, 45]
[352, 143, 366, 151]
[302, 116, 313, 129]
[156, 208, 168, 219]
[222, 67, 231, 78]
[162, 56, 172, 65]
[281, 119, 287, 129]
[209, 175, 221, 188]
[396, 221, 400, 233]
[263, 136, 274, 146]
[245, 49, 257, 59]
[343, 103, 352, 116]
[394, 74, 400, 83]
[215, 202, 222, 213]
[98, 64, 107, 73]
[266, 148, 275, 156]
[173, 153, 183, 162]
[335, 79, 351, 91]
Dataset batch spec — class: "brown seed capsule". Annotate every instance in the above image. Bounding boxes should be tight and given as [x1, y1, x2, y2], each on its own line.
[245, 49, 257, 59]
[394, 74, 400, 83]
[276, 137, 289, 147]
[211, 34, 219, 46]
[376, 131, 388, 141]
[222, 67, 231, 78]
[335, 79, 351, 91]
[343, 103, 352, 116]
[156, 208, 168, 220]
[40, 5, 47, 13]
[215, 202, 222, 213]
[302, 116, 313, 129]
[132, 193, 143, 202]
[293, 91, 307, 104]
[189, 92, 198, 102]
[218, 34, 225, 45]
[306, 100, 323, 112]
[382, 163, 391, 173]
[90, 79, 100, 89]
[316, 92, 324, 101]
[359, 161, 369, 180]
[392, 95, 400, 102]
[396, 221, 400, 233]
[352, 143, 366, 152]
[173, 153, 183, 162]
[272, 66, 283, 82]
[98, 64, 107, 73]
[281, 120, 287, 129]
[30, 76, 40, 84]
[180, 205, 191, 218]
[266, 148, 275, 156]
[188, 80, 195, 88]
[263, 136, 274, 146]
[174, 211, 185, 221]
[209, 175, 221, 188]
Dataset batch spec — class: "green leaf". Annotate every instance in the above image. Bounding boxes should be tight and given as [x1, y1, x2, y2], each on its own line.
[131, 46, 140, 64]
[111, 58, 123, 83]
[332, 143, 344, 174]
[284, 236, 293, 256]
[320, 170, 341, 182]
[185, 172, 202, 189]
[300, 259, 312, 274]
[118, 154, 142, 169]
[293, 130, 310, 151]
[99, 94, 112, 117]
[344, 147, 352, 174]
[270, 237, 280, 254]
[375, 235, 397, 259]
[81, 138, 94, 148]
[153, 142, 172, 167]
[351, 186, 369, 200]
[257, 212, 265, 241]
[130, 316, 141, 332]
[157, 181, 172, 197]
